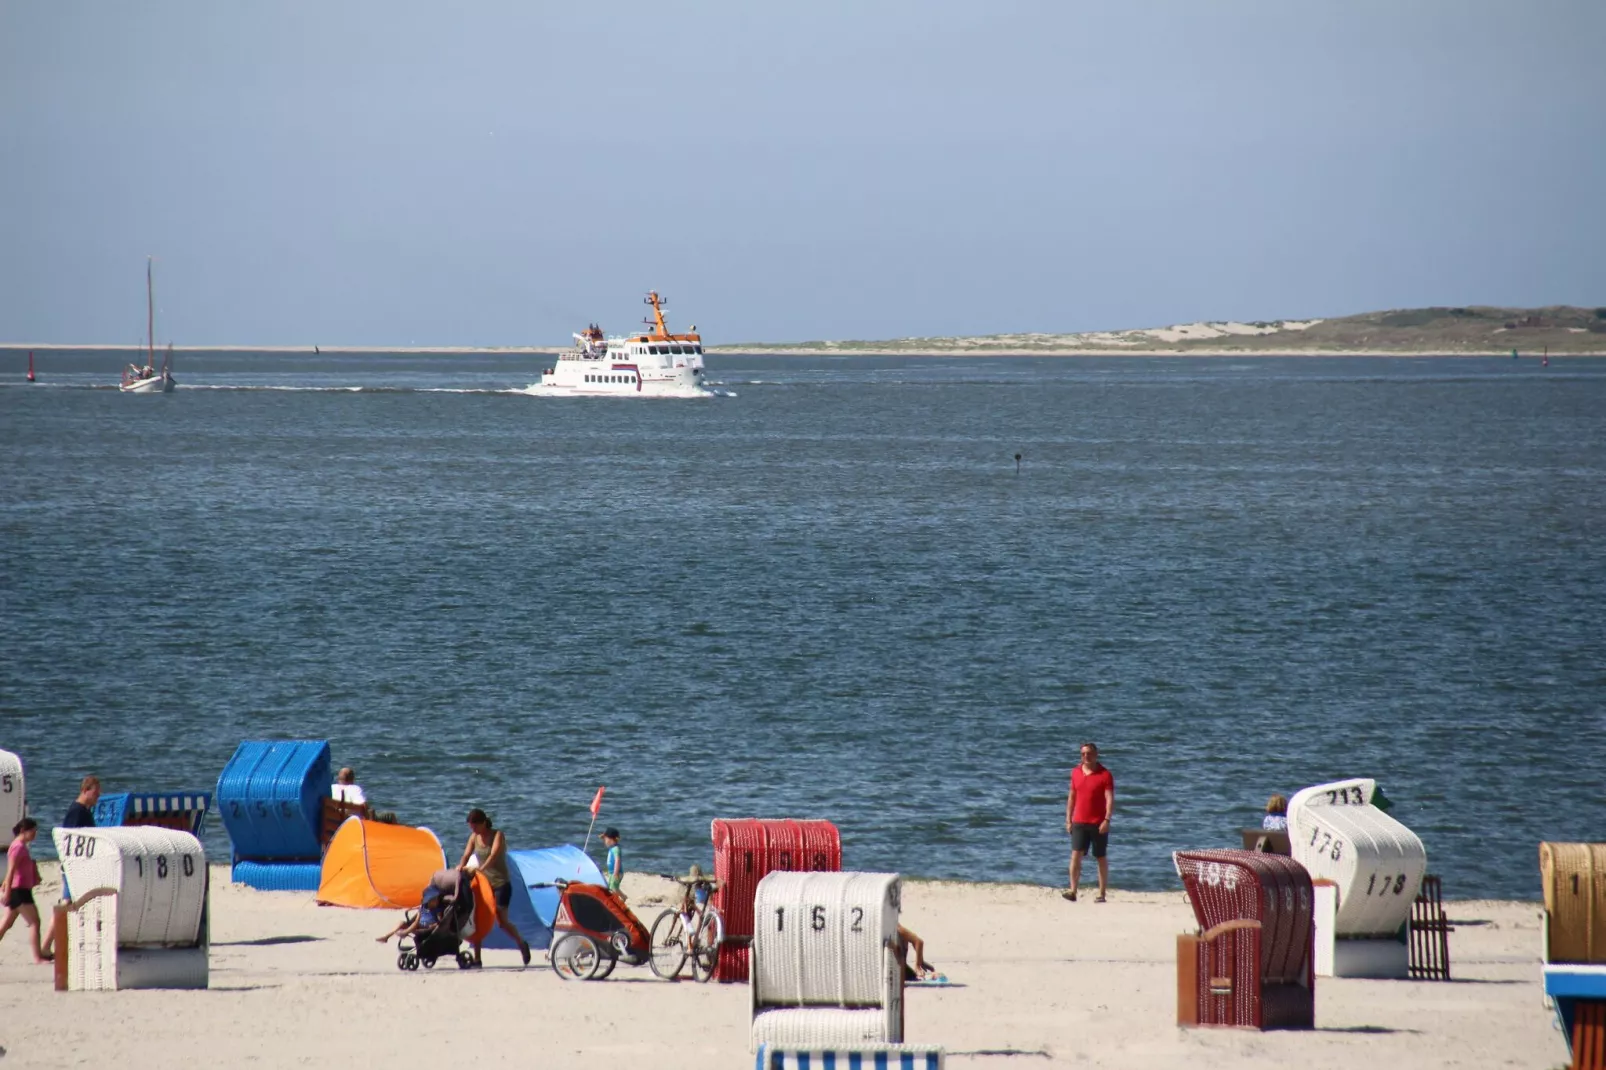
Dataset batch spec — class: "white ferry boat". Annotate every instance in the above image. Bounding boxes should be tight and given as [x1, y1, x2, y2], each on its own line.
[535, 291, 712, 398]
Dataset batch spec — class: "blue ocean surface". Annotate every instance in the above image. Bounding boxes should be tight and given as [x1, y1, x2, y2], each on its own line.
[2, 349, 1603, 898]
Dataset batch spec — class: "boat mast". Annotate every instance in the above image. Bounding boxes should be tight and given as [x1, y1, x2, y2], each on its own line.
[146, 256, 155, 370]
[643, 291, 670, 338]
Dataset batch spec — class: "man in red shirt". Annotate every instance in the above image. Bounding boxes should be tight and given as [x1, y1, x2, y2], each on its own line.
[1064, 742, 1114, 902]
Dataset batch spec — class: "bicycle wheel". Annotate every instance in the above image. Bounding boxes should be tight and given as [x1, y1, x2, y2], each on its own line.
[649, 909, 688, 980]
[690, 907, 725, 982]
[551, 932, 602, 981]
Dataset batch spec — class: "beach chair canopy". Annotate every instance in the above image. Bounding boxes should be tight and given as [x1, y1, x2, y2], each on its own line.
[53, 826, 208, 947]
[1287, 777, 1426, 937]
[0, 749, 23, 837]
[711, 817, 842, 982]
[216, 740, 331, 861]
[316, 818, 446, 909]
[480, 845, 605, 952]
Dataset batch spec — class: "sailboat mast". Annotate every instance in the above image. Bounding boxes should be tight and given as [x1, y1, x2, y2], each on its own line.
[146, 257, 155, 368]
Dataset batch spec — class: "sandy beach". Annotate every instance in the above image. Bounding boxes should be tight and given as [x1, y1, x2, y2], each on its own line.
[0, 864, 1563, 1069]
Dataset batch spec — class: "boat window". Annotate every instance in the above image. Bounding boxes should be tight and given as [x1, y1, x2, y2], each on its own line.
[693, 345, 702, 354]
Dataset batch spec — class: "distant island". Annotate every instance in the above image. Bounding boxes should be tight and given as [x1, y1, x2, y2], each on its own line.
[8, 305, 1605, 355]
[713, 305, 1606, 356]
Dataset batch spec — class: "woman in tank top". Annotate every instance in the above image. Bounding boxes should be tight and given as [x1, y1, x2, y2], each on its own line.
[458, 809, 530, 966]
[1, 817, 50, 964]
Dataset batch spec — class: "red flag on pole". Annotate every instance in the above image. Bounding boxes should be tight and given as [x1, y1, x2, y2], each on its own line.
[589, 786, 606, 817]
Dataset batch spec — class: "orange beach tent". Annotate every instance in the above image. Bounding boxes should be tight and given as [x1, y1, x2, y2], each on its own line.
[316, 818, 447, 909]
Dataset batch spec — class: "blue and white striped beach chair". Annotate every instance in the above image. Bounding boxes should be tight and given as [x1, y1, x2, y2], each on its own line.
[754, 1044, 944, 1070]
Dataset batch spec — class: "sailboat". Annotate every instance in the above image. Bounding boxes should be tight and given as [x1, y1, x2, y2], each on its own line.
[27, 350, 35, 383]
[121, 258, 176, 393]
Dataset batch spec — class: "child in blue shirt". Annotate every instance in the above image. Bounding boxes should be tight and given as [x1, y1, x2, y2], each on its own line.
[602, 828, 624, 896]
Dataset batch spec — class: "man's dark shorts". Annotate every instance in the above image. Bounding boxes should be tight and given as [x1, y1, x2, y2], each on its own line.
[1071, 822, 1108, 858]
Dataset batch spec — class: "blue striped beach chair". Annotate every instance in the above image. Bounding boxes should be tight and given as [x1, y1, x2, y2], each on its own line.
[754, 1045, 944, 1070]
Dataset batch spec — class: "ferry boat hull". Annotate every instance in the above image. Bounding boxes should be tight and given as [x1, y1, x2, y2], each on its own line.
[534, 365, 711, 398]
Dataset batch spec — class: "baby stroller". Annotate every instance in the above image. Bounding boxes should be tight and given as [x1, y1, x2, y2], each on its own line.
[545, 878, 652, 980]
[397, 869, 479, 971]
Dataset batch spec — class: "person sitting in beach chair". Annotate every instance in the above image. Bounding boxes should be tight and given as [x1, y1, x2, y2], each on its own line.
[332, 768, 367, 810]
[328, 767, 397, 826]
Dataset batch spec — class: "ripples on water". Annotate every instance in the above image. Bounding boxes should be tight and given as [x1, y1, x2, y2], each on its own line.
[2, 350, 1603, 898]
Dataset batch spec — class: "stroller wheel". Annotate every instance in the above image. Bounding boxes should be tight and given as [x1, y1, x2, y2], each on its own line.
[396, 952, 410, 972]
[594, 951, 618, 980]
[456, 951, 474, 970]
[407, 954, 421, 971]
[421, 956, 437, 969]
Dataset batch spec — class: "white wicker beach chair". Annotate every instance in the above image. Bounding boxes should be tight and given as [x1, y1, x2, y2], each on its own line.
[52, 826, 209, 991]
[751, 871, 905, 1050]
[1287, 777, 1426, 977]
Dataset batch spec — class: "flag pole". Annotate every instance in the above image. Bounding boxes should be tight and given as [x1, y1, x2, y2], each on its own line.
[583, 785, 605, 854]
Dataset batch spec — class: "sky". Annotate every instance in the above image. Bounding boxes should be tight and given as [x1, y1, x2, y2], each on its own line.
[2, 1, 1603, 346]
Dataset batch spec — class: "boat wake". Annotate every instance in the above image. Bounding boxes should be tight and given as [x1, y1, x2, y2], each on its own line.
[4, 383, 573, 394]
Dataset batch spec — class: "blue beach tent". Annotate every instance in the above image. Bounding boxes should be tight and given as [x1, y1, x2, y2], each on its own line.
[480, 844, 605, 952]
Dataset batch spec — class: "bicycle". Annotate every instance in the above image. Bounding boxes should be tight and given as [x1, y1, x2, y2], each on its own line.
[648, 868, 724, 982]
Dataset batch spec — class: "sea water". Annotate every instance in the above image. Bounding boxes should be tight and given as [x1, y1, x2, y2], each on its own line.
[2, 350, 1602, 897]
